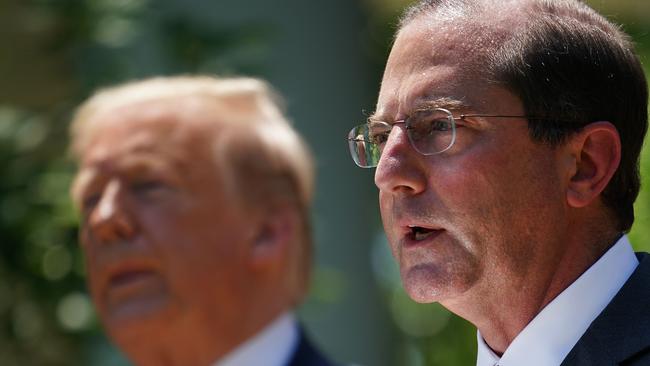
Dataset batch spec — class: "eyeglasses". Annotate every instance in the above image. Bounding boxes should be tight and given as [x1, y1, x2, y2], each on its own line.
[347, 108, 530, 168]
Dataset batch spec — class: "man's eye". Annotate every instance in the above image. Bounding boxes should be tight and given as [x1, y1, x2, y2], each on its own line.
[431, 119, 453, 132]
[131, 180, 176, 200]
[82, 193, 101, 211]
[369, 132, 389, 145]
[132, 180, 166, 193]
[410, 118, 453, 137]
[368, 122, 392, 145]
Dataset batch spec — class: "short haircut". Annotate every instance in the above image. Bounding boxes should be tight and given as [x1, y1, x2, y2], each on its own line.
[399, 0, 648, 232]
[70, 75, 315, 301]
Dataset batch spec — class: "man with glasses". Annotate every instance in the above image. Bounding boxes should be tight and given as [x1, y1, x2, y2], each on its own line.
[70, 76, 336, 366]
[349, 0, 650, 365]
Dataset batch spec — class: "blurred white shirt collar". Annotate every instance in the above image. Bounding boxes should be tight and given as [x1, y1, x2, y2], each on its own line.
[476, 235, 638, 366]
[215, 312, 298, 366]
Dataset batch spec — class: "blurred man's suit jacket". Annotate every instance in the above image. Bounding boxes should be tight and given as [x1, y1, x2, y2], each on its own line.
[288, 329, 337, 366]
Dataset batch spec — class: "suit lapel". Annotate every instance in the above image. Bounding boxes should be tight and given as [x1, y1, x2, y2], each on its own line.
[287, 327, 336, 366]
[561, 253, 650, 365]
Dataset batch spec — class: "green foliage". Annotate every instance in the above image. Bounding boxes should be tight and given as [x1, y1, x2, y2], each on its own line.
[0, 105, 86, 365]
[625, 24, 650, 252]
[630, 141, 650, 251]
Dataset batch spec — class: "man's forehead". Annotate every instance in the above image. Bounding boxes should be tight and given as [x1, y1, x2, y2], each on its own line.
[84, 98, 220, 147]
[82, 133, 179, 164]
[75, 102, 216, 176]
[394, 1, 525, 61]
[376, 38, 473, 120]
[375, 4, 524, 119]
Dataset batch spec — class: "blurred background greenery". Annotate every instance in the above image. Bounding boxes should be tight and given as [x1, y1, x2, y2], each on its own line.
[0, 0, 648, 365]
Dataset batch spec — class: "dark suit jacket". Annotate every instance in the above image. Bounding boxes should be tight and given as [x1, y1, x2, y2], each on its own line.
[287, 328, 338, 366]
[561, 252, 650, 365]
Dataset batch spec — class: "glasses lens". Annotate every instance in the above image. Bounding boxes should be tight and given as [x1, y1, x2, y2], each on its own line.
[347, 122, 390, 168]
[407, 109, 456, 155]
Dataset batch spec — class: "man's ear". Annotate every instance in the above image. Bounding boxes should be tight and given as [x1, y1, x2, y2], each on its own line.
[566, 121, 621, 208]
[249, 204, 297, 269]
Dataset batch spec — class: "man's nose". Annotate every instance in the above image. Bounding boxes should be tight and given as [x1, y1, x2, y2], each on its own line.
[374, 125, 427, 196]
[86, 180, 136, 243]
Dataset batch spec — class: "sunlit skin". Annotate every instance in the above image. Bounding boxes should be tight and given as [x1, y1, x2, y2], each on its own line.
[71, 98, 294, 366]
[374, 13, 621, 353]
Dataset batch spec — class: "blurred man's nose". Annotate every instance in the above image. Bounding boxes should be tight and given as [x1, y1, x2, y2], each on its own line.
[87, 180, 136, 243]
[374, 125, 427, 196]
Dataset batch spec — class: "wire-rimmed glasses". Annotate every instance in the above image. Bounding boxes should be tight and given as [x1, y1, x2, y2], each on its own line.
[347, 108, 530, 168]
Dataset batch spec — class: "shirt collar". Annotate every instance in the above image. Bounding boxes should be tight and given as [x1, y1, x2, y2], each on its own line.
[214, 312, 299, 366]
[476, 235, 639, 366]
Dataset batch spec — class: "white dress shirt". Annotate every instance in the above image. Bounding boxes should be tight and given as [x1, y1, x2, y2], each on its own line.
[476, 235, 639, 366]
[215, 312, 299, 366]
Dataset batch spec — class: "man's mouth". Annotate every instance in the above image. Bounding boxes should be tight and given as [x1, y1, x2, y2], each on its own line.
[109, 270, 156, 287]
[100, 261, 161, 296]
[408, 225, 439, 241]
[103, 268, 164, 308]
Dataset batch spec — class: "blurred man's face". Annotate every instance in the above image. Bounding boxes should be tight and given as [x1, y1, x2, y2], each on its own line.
[374, 16, 570, 308]
[72, 98, 255, 344]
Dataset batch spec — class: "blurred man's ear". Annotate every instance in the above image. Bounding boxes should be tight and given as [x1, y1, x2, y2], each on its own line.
[566, 121, 621, 208]
[249, 203, 298, 269]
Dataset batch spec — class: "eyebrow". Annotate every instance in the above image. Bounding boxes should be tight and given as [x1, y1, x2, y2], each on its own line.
[368, 96, 471, 122]
[71, 154, 183, 201]
[414, 97, 470, 112]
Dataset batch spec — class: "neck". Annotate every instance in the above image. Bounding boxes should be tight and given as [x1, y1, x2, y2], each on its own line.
[116, 320, 242, 366]
[115, 302, 290, 366]
[443, 223, 620, 354]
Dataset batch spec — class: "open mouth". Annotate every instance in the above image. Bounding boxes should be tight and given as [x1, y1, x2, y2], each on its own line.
[109, 270, 156, 288]
[408, 225, 439, 241]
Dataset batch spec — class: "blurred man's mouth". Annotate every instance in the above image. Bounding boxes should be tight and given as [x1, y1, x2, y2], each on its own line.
[99, 267, 168, 323]
[105, 269, 162, 304]
[97, 259, 166, 313]
[110, 270, 157, 288]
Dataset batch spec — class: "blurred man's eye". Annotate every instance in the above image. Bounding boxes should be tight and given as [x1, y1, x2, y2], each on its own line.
[131, 179, 175, 199]
[132, 180, 164, 191]
[78, 180, 104, 213]
[82, 192, 101, 212]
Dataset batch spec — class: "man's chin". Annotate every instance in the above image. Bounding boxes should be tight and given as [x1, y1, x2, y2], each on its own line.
[401, 263, 458, 304]
[102, 295, 175, 339]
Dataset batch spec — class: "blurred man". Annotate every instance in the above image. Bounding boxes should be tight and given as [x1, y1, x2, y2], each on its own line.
[348, 0, 649, 365]
[70, 76, 335, 366]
